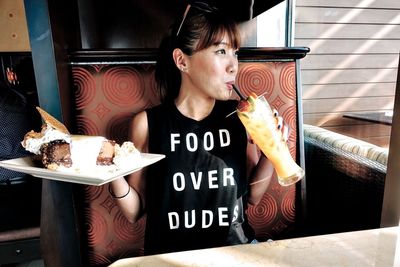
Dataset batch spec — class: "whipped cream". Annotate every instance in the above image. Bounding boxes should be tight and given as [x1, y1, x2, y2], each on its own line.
[58, 138, 141, 173]
[23, 125, 71, 155]
[23, 124, 142, 173]
[113, 141, 141, 169]
[69, 135, 106, 171]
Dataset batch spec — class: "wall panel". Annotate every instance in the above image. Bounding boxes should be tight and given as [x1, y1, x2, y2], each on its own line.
[296, 24, 400, 39]
[302, 54, 399, 70]
[302, 69, 398, 84]
[295, 0, 399, 127]
[0, 0, 30, 52]
[296, 7, 400, 24]
[297, 0, 400, 9]
[295, 39, 400, 54]
[303, 97, 394, 113]
[302, 83, 396, 99]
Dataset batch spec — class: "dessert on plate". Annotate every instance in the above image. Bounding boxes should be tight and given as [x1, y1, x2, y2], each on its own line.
[21, 107, 140, 172]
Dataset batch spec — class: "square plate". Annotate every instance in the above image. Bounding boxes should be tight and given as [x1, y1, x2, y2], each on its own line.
[0, 153, 165, 186]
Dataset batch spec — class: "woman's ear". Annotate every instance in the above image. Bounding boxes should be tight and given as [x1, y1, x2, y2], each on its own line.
[173, 48, 188, 72]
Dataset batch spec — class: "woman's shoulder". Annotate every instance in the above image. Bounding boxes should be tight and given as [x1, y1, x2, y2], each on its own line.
[131, 110, 148, 130]
[145, 102, 179, 124]
[146, 102, 171, 116]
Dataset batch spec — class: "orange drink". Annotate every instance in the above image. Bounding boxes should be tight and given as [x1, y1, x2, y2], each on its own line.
[237, 94, 304, 186]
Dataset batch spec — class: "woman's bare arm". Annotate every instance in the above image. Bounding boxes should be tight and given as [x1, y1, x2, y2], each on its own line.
[109, 111, 149, 223]
[246, 112, 288, 206]
[246, 141, 275, 206]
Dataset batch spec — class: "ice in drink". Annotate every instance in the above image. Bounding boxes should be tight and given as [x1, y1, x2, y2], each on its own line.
[237, 93, 304, 186]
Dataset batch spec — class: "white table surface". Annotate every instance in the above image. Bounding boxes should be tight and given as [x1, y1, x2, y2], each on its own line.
[109, 227, 400, 267]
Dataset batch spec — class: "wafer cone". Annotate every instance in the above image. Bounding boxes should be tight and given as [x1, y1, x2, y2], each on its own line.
[36, 107, 70, 134]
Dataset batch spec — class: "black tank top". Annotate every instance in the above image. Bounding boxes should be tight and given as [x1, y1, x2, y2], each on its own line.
[144, 100, 253, 255]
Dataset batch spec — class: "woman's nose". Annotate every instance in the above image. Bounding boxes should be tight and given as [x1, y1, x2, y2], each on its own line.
[228, 58, 238, 74]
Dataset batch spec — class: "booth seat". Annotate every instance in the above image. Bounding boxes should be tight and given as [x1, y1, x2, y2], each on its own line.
[303, 124, 387, 236]
[40, 47, 309, 267]
[304, 124, 388, 165]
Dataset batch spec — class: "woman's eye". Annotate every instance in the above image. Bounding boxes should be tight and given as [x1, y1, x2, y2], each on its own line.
[216, 49, 226, 54]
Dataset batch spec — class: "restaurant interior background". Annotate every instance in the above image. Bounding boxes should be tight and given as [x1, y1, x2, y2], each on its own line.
[0, 0, 399, 266]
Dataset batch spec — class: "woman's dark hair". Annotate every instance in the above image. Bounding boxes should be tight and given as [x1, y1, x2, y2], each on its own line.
[155, 2, 241, 103]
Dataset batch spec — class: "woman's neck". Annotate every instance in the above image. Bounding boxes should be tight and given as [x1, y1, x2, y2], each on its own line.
[174, 93, 216, 121]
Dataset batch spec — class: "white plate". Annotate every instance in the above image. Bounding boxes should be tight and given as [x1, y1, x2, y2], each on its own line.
[0, 153, 165, 186]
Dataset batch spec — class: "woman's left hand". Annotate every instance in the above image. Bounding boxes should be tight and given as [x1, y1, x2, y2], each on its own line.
[273, 108, 289, 142]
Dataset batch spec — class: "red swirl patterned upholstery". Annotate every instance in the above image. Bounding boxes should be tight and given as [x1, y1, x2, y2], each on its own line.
[71, 60, 300, 266]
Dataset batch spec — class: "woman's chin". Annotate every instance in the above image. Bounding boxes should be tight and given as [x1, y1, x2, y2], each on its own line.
[218, 91, 233, 101]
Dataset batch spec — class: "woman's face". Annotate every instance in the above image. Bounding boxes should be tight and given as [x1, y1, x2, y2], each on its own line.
[185, 36, 239, 101]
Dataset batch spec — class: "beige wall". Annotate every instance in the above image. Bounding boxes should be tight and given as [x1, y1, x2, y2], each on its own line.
[294, 0, 400, 126]
[0, 0, 30, 52]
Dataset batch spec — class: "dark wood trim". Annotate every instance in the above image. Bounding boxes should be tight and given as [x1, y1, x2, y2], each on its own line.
[68, 49, 159, 64]
[68, 47, 310, 64]
[40, 181, 83, 267]
[381, 52, 400, 227]
[238, 47, 310, 60]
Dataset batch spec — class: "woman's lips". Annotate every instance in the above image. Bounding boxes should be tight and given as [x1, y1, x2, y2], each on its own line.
[226, 82, 234, 90]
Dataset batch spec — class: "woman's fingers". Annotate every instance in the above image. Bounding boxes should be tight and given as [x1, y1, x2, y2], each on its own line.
[282, 123, 289, 142]
[273, 109, 289, 142]
[272, 108, 279, 118]
[276, 116, 283, 130]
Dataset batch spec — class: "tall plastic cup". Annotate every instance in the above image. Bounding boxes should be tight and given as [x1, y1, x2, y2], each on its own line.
[237, 94, 304, 186]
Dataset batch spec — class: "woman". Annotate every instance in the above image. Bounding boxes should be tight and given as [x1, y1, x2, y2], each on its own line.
[109, 1, 278, 255]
